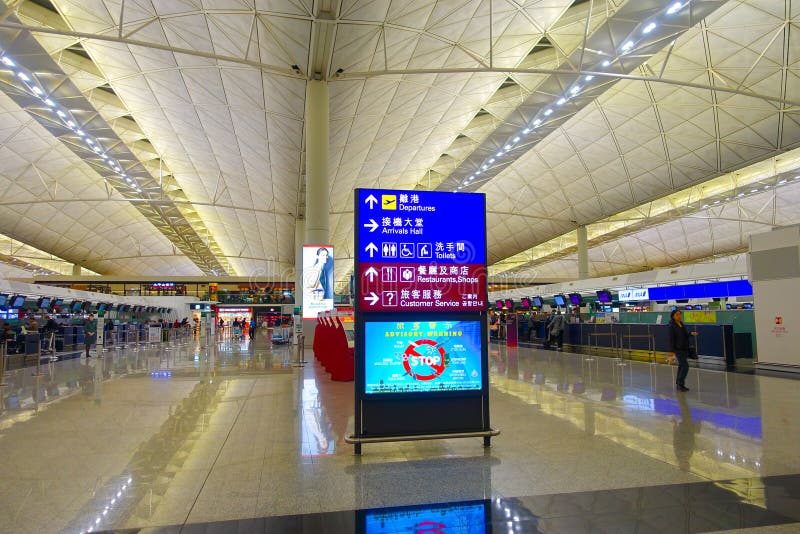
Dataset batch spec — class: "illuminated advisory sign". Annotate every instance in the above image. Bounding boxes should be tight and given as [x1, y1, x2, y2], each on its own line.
[356, 189, 487, 312]
[302, 245, 334, 319]
[364, 319, 483, 394]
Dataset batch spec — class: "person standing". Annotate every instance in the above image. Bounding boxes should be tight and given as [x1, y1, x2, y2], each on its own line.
[44, 315, 59, 354]
[84, 313, 98, 357]
[668, 309, 698, 392]
[549, 310, 567, 351]
[543, 309, 556, 348]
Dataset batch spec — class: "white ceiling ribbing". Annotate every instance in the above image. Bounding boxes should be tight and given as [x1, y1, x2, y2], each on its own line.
[0, 0, 798, 285]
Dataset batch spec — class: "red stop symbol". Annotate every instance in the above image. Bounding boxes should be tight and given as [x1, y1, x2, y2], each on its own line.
[402, 339, 446, 381]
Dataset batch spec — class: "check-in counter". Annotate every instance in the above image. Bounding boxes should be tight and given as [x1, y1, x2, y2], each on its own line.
[515, 320, 740, 365]
[566, 323, 736, 365]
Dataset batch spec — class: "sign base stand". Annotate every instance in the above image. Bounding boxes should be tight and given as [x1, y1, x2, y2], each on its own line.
[345, 428, 500, 455]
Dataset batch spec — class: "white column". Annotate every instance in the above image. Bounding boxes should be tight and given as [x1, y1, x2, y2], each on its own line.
[304, 80, 329, 245]
[302, 80, 330, 347]
[577, 225, 589, 280]
[72, 264, 81, 276]
[294, 219, 305, 310]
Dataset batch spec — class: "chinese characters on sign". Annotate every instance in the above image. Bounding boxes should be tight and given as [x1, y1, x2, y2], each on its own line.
[357, 190, 487, 312]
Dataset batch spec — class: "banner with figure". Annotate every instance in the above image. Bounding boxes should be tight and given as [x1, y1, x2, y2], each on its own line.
[303, 245, 334, 319]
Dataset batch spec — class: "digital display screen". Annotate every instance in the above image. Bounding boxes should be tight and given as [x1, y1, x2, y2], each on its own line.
[97, 303, 107, 312]
[38, 297, 51, 309]
[596, 290, 612, 303]
[520, 297, 530, 309]
[363, 501, 487, 533]
[52, 299, 63, 308]
[364, 320, 483, 394]
[568, 293, 582, 305]
[532, 296, 543, 308]
[504, 299, 514, 309]
[0, 294, 7, 307]
[494, 300, 503, 310]
[10, 295, 25, 308]
[71, 301, 82, 312]
[553, 294, 566, 307]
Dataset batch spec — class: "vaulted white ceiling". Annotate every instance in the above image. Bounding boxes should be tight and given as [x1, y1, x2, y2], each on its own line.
[0, 0, 798, 284]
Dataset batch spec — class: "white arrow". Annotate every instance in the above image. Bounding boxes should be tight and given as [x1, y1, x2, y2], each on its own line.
[365, 194, 378, 209]
[365, 242, 378, 258]
[363, 218, 379, 232]
[364, 266, 378, 281]
[364, 292, 379, 305]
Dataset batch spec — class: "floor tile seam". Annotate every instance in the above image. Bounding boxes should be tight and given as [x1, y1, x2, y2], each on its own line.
[140, 473, 800, 532]
[178, 377, 258, 532]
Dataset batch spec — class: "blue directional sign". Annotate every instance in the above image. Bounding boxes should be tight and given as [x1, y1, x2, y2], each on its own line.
[357, 189, 486, 264]
[356, 188, 488, 312]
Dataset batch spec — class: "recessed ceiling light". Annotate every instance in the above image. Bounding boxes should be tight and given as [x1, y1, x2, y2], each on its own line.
[44, 98, 54, 107]
[557, 97, 566, 105]
[17, 71, 30, 81]
[621, 41, 634, 52]
[76, 129, 85, 136]
[476, 170, 481, 175]
[544, 109, 553, 116]
[31, 86, 42, 95]
[713, 200, 720, 204]
[602, 60, 611, 67]
[86, 139, 94, 145]
[66, 120, 75, 128]
[522, 128, 530, 134]
[778, 179, 787, 184]
[1, 56, 15, 67]
[750, 189, 758, 193]
[643, 22, 657, 34]
[504, 144, 512, 150]
[533, 119, 542, 126]
[763, 185, 770, 189]
[667, 2, 683, 15]
[570, 86, 581, 94]
[56, 109, 66, 118]
[737, 193, 745, 197]
[585, 75, 594, 81]
[488, 158, 495, 163]
[496, 151, 504, 157]
[513, 136, 520, 142]
[482, 165, 488, 170]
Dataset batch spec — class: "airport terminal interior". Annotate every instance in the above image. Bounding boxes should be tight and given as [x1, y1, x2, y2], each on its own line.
[2, 0, 800, 532]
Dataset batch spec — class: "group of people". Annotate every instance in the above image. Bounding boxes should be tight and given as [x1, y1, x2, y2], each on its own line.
[218, 317, 257, 340]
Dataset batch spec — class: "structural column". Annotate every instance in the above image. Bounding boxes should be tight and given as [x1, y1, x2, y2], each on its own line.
[302, 80, 330, 347]
[577, 225, 589, 280]
[304, 80, 329, 245]
[72, 264, 81, 276]
[294, 219, 305, 310]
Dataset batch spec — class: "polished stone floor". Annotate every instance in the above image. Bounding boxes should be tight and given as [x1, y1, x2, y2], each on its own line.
[0, 332, 799, 533]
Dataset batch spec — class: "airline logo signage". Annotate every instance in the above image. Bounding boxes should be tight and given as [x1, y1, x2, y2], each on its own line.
[618, 288, 649, 301]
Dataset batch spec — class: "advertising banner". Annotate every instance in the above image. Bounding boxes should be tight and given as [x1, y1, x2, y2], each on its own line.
[302, 245, 334, 319]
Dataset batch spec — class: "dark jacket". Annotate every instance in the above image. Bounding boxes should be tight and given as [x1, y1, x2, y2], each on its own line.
[668, 319, 690, 352]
